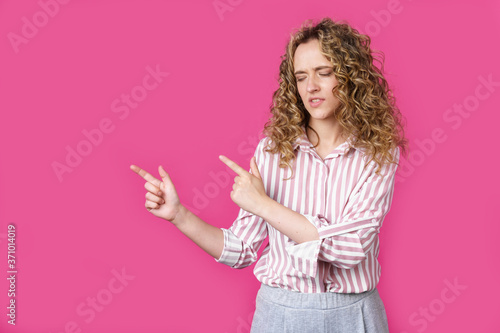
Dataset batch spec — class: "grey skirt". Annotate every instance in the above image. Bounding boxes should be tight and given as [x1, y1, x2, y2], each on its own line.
[250, 283, 389, 333]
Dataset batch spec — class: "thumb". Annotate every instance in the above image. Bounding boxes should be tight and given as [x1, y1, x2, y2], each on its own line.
[158, 165, 171, 190]
[250, 157, 262, 180]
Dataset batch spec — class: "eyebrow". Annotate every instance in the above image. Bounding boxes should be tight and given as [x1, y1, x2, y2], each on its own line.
[294, 66, 333, 75]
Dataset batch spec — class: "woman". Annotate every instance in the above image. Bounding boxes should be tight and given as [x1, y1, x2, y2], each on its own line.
[131, 17, 408, 333]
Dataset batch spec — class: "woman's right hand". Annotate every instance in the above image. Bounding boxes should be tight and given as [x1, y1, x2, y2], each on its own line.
[130, 164, 182, 223]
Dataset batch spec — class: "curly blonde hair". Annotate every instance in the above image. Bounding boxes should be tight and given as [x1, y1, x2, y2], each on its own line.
[261, 17, 409, 180]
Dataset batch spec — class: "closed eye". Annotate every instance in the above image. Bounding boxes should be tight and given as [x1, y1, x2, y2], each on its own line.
[296, 73, 332, 82]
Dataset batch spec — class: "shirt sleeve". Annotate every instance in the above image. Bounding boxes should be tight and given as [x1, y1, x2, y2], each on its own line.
[214, 138, 269, 269]
[285, 146, 400, 277]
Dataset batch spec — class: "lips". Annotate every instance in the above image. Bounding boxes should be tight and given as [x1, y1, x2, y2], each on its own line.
[309, 97, 324, 103]
[309, 98, 324, 107]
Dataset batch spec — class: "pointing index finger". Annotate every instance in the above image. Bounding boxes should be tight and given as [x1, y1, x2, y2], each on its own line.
[219, 155, 247, 176]
[130, 164, 162, 188]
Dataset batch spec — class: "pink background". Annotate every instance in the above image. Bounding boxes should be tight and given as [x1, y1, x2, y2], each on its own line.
[1, 0, 499, 332]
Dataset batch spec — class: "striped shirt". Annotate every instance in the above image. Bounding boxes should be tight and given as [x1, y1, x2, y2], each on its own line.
[215, 124, 400, 294]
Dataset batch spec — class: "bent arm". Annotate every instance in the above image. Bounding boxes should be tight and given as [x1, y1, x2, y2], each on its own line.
[171, 138, 269, 265]
[277, 147, 400, 277]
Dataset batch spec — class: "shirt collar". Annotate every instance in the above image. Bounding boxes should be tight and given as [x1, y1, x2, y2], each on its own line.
[292, 124, 357, 157]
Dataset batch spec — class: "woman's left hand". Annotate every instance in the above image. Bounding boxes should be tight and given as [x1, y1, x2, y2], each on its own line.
[219, 155, 269, 216]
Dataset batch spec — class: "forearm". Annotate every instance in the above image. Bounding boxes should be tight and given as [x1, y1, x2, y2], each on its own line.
[258, 197, 319, 244]
[170, 204, 224, 260]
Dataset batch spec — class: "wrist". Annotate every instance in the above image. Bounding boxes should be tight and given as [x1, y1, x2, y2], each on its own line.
[170, 204, 188, 227]
[257, 196, 274, 220]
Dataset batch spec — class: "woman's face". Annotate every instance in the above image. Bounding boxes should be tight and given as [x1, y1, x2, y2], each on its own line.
[293, 39, 340, 123]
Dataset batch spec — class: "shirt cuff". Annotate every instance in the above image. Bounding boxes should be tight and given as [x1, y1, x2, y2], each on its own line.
[214, 228, 243, 267]
[309, 214, 379, 239]
[285, 239, 321, 277]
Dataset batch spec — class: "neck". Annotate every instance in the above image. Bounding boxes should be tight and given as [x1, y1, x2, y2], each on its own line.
[306, 119, 346, 147]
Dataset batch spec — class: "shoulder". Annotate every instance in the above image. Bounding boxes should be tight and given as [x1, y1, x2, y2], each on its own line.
[253, 136, 283, 165]
[255, 136, 274, 154]
[353, 144, 400, 165]
[349, 145, 400, 183]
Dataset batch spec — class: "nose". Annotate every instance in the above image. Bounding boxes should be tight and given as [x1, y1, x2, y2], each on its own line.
[306, 76, 319, 93]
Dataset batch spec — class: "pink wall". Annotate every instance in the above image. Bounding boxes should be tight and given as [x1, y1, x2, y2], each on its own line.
[1, 0, 499, 332]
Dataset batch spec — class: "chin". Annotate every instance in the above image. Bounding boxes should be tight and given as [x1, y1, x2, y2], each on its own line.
[308, 110, 335, 119]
